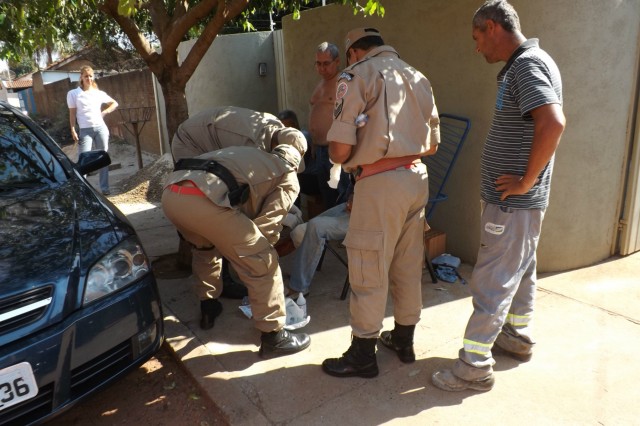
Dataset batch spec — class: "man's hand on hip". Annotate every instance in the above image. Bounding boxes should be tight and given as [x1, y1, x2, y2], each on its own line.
[495, 174, 538, 201]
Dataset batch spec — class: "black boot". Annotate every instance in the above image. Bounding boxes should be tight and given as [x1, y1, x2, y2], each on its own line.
[379, 322, 416, 363]
[322, 336, 379, 378]
[259, 329, 311, 358]
[200, 299, 223, 330]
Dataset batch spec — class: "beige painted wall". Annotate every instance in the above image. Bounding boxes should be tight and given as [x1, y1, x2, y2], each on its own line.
[280, 0, 640, 272]
[180, 31, 280, 117]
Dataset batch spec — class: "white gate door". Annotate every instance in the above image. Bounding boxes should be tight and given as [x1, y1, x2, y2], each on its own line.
[273, 30, 288, 112]
[620, 104, 640, 255]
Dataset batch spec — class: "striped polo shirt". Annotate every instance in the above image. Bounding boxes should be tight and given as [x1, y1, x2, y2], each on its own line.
[481, 38, 563, 209]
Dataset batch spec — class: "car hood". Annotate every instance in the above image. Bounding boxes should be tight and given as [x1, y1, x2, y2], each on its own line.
[0, 180, 128, 309]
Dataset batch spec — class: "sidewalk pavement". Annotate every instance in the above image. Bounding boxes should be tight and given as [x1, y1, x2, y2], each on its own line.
[109, 197, 640, 426]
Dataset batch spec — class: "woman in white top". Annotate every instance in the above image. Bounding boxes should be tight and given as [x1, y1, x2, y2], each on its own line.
[67, 65, 118, 195]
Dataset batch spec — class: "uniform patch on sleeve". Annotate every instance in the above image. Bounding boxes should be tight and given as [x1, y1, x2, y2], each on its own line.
[339, 72, 353, 81]
[334, 99, 344, 119]
[336, 82, 348, 100]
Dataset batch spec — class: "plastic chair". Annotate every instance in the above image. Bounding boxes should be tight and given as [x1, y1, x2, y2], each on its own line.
[424, 113, 471, 221]
[422, 113, 471, 281]
[320, 113, 471, 299]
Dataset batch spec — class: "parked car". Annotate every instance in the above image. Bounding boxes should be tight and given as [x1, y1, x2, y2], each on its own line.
[0, 101, 164, 424]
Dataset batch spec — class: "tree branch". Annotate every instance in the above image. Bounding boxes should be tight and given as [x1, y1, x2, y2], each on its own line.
[98, 0, 162, 73]
[148, 0, 171, 41]
[172, 0, 189, 21]
[162, 0, 218, 54]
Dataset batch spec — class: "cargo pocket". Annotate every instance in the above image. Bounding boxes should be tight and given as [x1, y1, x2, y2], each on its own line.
[232, 236, 275, 278]
[479, 205, 511, 251]
[343, 229, 384, 288]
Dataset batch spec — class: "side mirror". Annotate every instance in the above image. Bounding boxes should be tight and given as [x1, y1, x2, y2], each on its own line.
[77, 150, 111, 175]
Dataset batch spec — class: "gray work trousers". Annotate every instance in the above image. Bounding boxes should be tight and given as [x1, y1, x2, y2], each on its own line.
[457, 201, 545, 378]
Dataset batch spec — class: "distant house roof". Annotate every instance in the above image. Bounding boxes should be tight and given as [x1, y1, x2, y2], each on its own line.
[45, 48, 93, 71]
[1, 79, 33, 90]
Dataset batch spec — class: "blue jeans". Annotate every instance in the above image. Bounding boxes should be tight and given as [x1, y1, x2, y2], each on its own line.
[288, 203, 350, 294]
[79, 125, 110, 193]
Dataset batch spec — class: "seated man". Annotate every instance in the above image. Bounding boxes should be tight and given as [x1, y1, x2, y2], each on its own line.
[286, 173, 352, 297]
[162, 130, 310, 358]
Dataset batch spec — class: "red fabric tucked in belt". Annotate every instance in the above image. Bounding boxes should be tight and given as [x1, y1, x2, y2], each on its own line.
[355, 155, 422, 182]
[168, 180, 206, 197]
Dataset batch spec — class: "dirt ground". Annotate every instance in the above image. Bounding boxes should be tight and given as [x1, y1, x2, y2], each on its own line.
[48, 344, 227, 426]
[49, 143, 226, 425]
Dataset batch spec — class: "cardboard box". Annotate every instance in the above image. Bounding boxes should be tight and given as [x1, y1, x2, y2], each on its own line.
[424, 229, 446, 260]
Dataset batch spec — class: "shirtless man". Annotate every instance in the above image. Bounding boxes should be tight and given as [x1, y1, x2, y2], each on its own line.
[309, 42, 341, 211]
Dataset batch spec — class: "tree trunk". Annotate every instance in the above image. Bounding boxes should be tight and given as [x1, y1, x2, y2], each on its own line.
[158, 77, 191, 269]
[159, 79, 189, 151]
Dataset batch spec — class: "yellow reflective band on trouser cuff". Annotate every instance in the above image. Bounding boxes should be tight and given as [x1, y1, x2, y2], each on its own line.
[506, 313, 531, 327]
[463, 339, 492, 356]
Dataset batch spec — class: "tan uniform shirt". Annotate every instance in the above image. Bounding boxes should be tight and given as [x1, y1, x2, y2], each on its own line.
[165, 146, 299, 244]
[171, 106, 283, 160]
[326, 46, 440, 172]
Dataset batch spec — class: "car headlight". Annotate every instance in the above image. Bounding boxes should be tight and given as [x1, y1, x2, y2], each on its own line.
[84, 237, 150, 305]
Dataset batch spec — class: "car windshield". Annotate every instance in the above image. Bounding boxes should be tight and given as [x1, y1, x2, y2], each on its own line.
[0, 112, 66, 190]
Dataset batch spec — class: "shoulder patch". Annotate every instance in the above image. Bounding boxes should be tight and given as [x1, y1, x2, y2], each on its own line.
[336, 81, 348, 100]
[338, 72, 353, 81]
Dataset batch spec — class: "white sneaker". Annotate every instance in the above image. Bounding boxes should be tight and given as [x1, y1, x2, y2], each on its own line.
[284, 295, 310, 330]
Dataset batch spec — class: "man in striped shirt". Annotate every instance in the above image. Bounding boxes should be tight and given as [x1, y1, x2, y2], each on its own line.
[433, 0, 566, 392]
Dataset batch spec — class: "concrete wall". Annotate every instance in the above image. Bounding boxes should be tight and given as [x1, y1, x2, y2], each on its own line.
[180, 31, 280, 117]
[0, 86, 18, 105]
[153, 31, 281, 153]
[34, 77, 75, 128]
[280, 0, 640, 272]
[96, 69, 161, 155]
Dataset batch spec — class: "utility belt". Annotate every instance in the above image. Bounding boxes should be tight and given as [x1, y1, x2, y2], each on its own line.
[174, 158, 249, 206]
[353, 155, 422, 182]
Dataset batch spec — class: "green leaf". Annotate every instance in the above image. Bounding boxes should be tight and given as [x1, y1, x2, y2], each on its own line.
[117, 0, 137, 17]
[365, 1, 377, 15]
[362, 0, 385, 17]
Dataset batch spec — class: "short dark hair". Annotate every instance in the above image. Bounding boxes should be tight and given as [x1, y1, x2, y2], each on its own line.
[277, 109, 300, 129]
[473, 0, 521, 33]
[350, 35, 384, 51]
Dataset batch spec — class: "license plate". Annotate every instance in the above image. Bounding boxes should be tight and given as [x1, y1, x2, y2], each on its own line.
[0, 362, 38, 412]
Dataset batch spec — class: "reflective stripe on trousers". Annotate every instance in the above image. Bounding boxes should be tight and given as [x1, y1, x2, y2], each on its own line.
[460, 201, 545, 369]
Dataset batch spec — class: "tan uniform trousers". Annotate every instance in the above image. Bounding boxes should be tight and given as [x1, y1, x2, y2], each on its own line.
[161, 189, 285, 333]
[344, 166, 429, 338]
